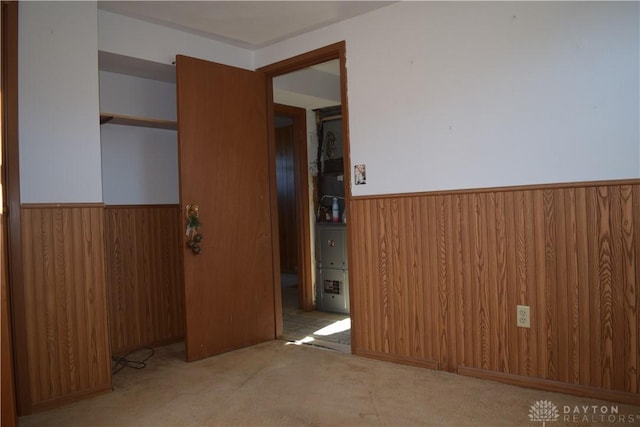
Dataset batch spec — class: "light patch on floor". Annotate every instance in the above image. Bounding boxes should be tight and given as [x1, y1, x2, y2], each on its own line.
[313, 318, 351, 336]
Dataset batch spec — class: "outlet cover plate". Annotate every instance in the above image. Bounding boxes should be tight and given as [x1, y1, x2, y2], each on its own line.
[517, 305, 530, 328]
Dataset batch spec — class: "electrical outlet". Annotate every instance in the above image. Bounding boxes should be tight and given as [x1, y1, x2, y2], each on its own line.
[517, 305, 530, 328]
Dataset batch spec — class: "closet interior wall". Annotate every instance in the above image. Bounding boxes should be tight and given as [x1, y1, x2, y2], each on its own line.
[99, 66, 184, 354]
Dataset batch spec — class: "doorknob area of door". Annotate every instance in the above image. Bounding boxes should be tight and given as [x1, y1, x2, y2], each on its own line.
[185, 202, 203, 254]
[186, 236, 203, 255]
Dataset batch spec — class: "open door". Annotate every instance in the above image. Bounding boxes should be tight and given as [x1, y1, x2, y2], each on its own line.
[176, 55, 276, 362]
[274, 104, 313, 312]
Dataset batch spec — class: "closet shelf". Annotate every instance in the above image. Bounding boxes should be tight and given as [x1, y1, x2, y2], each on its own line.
[99, 113, 177, 131]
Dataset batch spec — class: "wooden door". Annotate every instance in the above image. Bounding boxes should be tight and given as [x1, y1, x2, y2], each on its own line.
[273, 104, 313, 312]
[176, 55, 276, 362]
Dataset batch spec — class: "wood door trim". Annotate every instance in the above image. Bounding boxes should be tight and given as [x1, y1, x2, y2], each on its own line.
[1, 2, 18, 423]
[258, 42, 346, 77]
[2, 0, 29, 416]
[274, 103, 313, 312]
[260, 41, 354, 348]
[264, 77, 283, 338]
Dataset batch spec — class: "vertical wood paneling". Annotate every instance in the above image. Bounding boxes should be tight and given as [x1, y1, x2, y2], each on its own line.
[350, 181, 640, 401]
[533, 190, 548, 379]
[444, 196, 457, 371]
[436, 195, 449, 368]
[486, 193, 499, 372]
[494, 193, 508, 373]
[409, 198, 425, 360]
[469, 194, 483, 369]
[104, 205, 183, 354]
[353, 198, 369, 351]
[504, 191, 518, 375]
[477, 193, 491, 371]
[610, 187, 626, 391]
[523, 190, 538, 377]
[586, 188, 599, 387]
[426, 196, 440, 363]
[542, 189, 558, 381]
[21, 205, 111, 409]
[390, 199, 402, 355]
[633, 185, 640, 393]
[575, 187, 591, 386]
[368, 199, 379, 353]
[514, 191, 528, 375]
[381, 200, 393, 351]
[554, 190, 569, 384]
[396, 199, 410, 356]
[458, 195, 473, 369]
[367, 199, 379, 353]
[596, 187, 614, 389]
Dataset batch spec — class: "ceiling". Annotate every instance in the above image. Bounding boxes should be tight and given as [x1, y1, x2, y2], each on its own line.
[98, 1, 393, 50]
[98, 1, 381, 110]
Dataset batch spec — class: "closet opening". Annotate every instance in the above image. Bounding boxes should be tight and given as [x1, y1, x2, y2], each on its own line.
[98, 51, 185, 374]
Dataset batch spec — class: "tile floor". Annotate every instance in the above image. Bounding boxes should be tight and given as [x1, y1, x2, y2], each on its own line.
[280, 274, 351, 352]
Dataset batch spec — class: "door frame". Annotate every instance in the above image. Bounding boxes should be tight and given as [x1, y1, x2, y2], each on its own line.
[2, 0, 28, 417]
[259, 41, 353, 342]
[273, 103, 311, 312]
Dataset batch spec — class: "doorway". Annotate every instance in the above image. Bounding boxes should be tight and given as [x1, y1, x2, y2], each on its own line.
[265, 47, 352, 351]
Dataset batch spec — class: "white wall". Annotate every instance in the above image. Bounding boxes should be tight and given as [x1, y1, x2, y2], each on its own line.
[98, 10, 253, 70]
[20, 2, 639, 202]
[99, 71, 178, 205]
[99, 71, 176, 120]
[100, 125, 178, 205]
[19, 2, 102, 203]
[256, 2, 640, 196]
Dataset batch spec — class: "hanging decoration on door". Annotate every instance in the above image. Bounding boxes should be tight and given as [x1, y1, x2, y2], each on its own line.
[185, 203, 203, 255]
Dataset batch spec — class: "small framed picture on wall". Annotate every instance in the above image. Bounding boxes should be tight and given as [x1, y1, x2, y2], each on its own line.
[354, 164, 366, 185]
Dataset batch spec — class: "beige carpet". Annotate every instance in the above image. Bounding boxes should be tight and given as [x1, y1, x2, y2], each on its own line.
[20, 341, 640, 426]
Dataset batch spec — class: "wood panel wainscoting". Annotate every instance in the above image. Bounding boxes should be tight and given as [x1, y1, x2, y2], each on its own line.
[19, 204, 112, 411]
[104, 205, 184, 354]
[349, 180, 639, 405]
